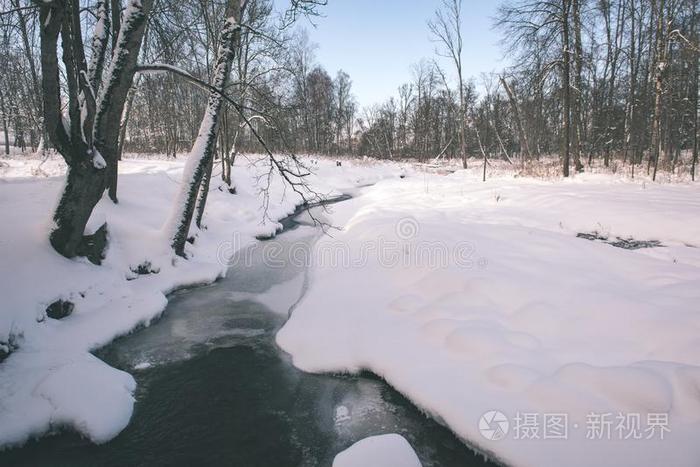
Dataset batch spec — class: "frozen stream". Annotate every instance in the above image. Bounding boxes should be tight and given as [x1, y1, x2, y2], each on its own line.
[1, 198, 496, 467]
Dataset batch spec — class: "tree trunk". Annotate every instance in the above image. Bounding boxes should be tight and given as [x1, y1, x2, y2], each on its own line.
[500, 75, 531, 160]
[475, 125, 487, 182]
[12, 0, 43, 138]
[40, 0, 152, 260]
[692, 0, 699, 181]
[195, 157, 214, 228]
[117, 84, 137, 162]
[458, 73, 467, 169]
[0, 89, 9, 155]
[165, 0, 242, 257]
[651, 0, 666, 181]
[623, 0, 638, 169]
[50, 162, 108, 259]
[572, 0, 584, 172]
[562, 0, 572, 177]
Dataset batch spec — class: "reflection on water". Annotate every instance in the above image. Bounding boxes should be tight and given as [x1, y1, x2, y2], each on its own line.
[0, 207, 496, 467]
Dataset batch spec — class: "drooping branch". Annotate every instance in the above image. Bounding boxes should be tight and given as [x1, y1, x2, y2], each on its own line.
[134, 63, 267, 115]
[139, 61, 325, 238]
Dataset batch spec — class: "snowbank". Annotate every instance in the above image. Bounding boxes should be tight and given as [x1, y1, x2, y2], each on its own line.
[0, 154, 405, 448]
[277, 170, 700, 467]
[332, 434, 422, 467]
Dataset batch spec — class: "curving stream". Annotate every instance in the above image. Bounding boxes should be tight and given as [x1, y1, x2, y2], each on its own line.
[1, 197, 496, 467]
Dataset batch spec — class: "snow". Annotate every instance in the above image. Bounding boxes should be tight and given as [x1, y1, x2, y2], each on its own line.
[276, 168, 700, 467]
[91, 149, 106, 169]
[3, 152, 700, 466]
[0, 154, 404, 448]
[332, 434, 422, 467]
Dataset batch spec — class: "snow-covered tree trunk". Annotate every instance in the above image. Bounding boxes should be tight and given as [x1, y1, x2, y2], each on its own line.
[40, 0, 152, 260]
[164, 0, 242, 257]
[692, 0, 699, 182]
[0, 88, 9, 155]
[561, 0, 572, 178]
[94, 1, 151, 204]
[195, 158, 214, 229]
[651, 0, 667, 181]
[571, 0, 584, 172]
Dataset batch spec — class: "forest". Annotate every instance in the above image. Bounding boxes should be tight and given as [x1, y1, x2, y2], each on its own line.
[2, 0, 698, 177]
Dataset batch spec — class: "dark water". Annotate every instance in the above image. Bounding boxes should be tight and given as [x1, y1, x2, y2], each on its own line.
[1, 203, 496, 467]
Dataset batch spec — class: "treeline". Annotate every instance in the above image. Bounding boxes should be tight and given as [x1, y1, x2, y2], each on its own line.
[497, 0, 699, 179]
[1, 0, 698, 181]
[357, 0, 699, 180]
[118, 0, 700, 180]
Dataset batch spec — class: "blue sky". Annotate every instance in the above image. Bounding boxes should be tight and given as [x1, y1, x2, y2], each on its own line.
[286, 0, 506, 108]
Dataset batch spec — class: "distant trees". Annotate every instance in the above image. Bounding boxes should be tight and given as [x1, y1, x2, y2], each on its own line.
[497, 0, 578, 176]
[497, 0, 699, 178]
[348, 0, 697, 179]
[2, 0, 697, 183]
[0, 0, 43, 153]
[280, 34, 358, 155]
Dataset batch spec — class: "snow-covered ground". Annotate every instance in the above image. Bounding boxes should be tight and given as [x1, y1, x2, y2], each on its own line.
[2, 153, 700, 467]
[276, 168, 700, 466]
[333, 434, 422, 467]
[0, 154, 404, 448]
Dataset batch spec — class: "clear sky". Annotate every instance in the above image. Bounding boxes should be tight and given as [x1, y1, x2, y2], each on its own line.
[286, 0, 506, 109]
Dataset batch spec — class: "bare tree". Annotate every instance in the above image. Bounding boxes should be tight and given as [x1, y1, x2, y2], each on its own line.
[651, 0, 667, 181]
[429, 0, 467, 168]
[562, 0, 572, 177]
[692, 0, 699, 181]
[500, 75, 531, 161]
[38, 0, 152, 261]
[163, 0, 244, 257]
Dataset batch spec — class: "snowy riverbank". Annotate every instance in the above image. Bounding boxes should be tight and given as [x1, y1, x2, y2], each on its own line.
[2, 154, 699, 466]
[276, 168, 700, 466]
[0, 154, 404, 448]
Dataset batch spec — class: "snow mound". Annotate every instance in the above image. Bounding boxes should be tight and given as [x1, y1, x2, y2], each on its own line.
[333, 434, 422, 467]
[278, 172, 700, 467]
